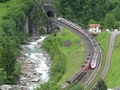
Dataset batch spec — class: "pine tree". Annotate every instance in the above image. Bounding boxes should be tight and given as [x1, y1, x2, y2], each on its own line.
[0, 37, 18, 80]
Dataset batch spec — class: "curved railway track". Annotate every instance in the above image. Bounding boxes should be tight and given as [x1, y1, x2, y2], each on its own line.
[91, 31, 120, 89]
[49, 17, 102, 88]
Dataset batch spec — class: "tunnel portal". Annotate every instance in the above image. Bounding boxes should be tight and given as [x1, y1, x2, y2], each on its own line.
[47, 11, 54, 17]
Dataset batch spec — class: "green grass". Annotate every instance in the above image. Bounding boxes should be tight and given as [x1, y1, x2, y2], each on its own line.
[57, 28, 85, 85]
[104, 35, 120, 88]
[0, 0, 22, 23]
[86, 32, 111, 90]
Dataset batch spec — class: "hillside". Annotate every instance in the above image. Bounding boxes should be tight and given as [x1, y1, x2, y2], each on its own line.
[0, 0, 22, 23]
[36, 28, 85, 90]
[55, 0, 120, 29]
[0, 0, 48, 85]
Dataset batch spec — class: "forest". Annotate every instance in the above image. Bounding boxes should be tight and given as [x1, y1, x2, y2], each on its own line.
[0, 0, 48, 84]
[0, 0, 120, 90]
[55, 0, 120, 29]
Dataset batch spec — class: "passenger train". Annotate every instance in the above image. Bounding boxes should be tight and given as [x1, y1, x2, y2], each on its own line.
[57, 17, 99, 89]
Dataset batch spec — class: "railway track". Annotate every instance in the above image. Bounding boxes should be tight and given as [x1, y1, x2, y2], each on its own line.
[91, 31, 120, 89]
[49, 17, 102, 89]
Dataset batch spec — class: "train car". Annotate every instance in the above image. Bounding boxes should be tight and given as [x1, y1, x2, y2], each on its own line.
[85, 54, 92, 67]
[76, 69, 85, 81]
[81, 61, 90, 72]
[57, 17, 85, 35]
[66, 74, 79, 84]
[94, 46, 99, 53]
[91, 53, 98, 69]
[61, 69, 85, 89]
[65, 69, 85, 86]
[57, 17, 100, 89]
[58, 18, 66, 23]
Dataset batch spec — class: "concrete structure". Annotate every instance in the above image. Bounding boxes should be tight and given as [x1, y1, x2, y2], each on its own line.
[44, 2, 57, 17]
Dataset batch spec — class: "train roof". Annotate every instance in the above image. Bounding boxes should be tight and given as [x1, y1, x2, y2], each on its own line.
[81, 62, 88, 67]
[91, 53, 98, 63]
[76, 68, 83, 74]
[87, 54, 92, 58]
[89, 35, 94, 39]
[94, 47, 98, 53]
[81, 64, 86, 68]
[86, 57, 90, 60]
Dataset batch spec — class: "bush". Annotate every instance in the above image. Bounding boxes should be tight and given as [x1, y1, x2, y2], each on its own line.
[65, 83, 84, 90]
[14, 61, 21, 78]
[36, 33, 66, 90]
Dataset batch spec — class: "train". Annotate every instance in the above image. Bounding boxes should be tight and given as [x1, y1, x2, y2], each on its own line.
[57, 17, 99, 89]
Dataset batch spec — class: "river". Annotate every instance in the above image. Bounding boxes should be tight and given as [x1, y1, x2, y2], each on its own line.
[17, 36, 51, 90]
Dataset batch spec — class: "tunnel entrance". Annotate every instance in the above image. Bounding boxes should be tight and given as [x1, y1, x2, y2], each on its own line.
[47, 11, 54, 17]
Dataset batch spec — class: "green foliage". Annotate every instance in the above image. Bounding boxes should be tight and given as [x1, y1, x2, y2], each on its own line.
[36, 32, 66, 90]
[0, 0, 48, 85]
[0, 38, 18, 80]
[65, 83, 84, 90]
[114, 21, 120, 29]
[88, 19, 96, 25]
[35, 80, 60, 90]
[1, 19, 16, 37]
[92, 79, 107, 90]
[13, 61, 21, 78]
[112, 7, 120, 21]
[0, 71, 4, 85]
[37, 28, 85, 89]
[55, 0, 114, 27]
[104, 14, 115, 29]
[0, 0, 10, 2]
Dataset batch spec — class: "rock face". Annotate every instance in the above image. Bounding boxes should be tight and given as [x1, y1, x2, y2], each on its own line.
[24, 17, 29, 34]
[1, 36, 52, 90]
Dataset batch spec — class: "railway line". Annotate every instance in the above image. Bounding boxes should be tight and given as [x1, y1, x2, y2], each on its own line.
[91, 31, 120, 89]
[49, 17, 102, 89]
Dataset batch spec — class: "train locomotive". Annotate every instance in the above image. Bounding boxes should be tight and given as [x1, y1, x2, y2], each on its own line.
[57, 17, 99, 89]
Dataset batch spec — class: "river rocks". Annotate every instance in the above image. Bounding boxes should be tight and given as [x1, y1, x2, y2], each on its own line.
[33, 36, 41, 40]
[14, 36, 51, 90]
[32, 78, 40, 82]
[0, 85, 12, 90]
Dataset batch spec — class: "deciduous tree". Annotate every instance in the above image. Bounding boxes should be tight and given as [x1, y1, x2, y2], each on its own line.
[104, 14, 115, 29]
[92, 79, 107, 90]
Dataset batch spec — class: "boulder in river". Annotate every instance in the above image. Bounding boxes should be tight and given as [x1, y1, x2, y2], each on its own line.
[32, 78, 40, 82]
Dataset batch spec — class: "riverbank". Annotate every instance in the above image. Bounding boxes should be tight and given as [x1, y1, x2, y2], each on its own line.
[0, 35, 52, 90]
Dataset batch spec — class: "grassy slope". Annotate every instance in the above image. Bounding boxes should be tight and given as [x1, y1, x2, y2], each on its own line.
[87, 32, 110, 90]
[0, 0, 22, 23]
[105, 35, 120, 88]
[57, 28, 85, 85]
